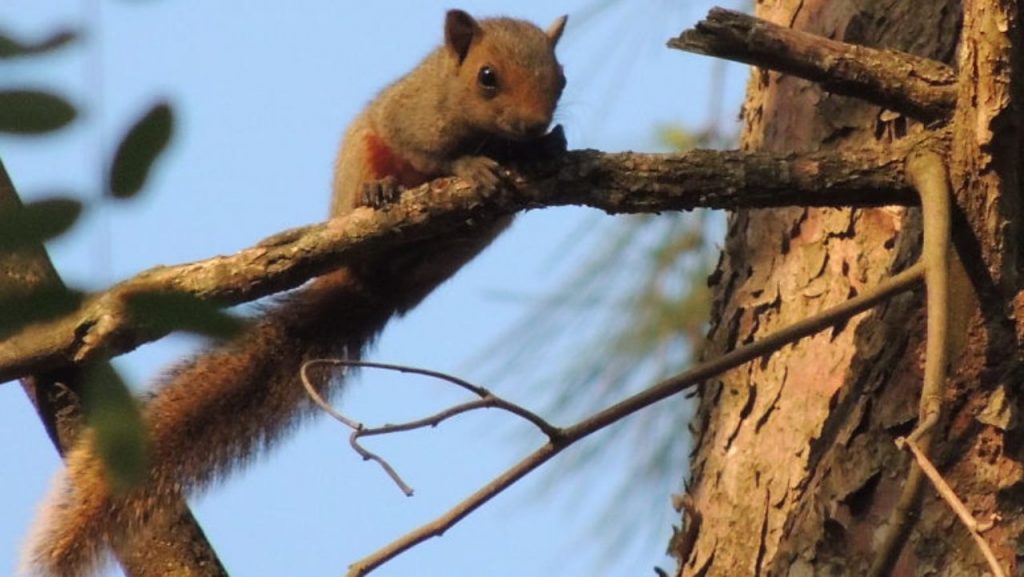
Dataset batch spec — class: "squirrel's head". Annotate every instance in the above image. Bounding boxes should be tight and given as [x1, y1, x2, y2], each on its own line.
[444, 10, 567, 141]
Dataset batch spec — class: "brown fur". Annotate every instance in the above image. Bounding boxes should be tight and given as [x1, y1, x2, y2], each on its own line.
[26, 9, 566, 577]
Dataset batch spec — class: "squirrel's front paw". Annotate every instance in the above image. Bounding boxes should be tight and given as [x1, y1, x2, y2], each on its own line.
[362, 176, 402, 209]
[452, 156, 501, 192]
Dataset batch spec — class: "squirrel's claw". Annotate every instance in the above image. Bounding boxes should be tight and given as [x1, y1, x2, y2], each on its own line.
[362, 176, 402, 209]
[452, 155, 502, 192]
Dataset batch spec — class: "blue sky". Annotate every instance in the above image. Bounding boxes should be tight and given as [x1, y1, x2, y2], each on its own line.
[0, 1, 745, 576]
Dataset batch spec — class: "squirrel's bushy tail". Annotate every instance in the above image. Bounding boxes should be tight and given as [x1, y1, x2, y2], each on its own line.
[26, 220, 509, 577]
[24, 268, 398, 577]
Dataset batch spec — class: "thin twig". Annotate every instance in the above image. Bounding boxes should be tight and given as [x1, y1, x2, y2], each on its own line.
[301, 359, 558, 436]
[300, 359, 415, 494]
[346, 262, 925, 576]
[300, 358, 563, 495]
[869, 150, 952, 576]
[300, 359, 360, 429]
[897, 436, 1006, 577]
[350, 427, 417, 497]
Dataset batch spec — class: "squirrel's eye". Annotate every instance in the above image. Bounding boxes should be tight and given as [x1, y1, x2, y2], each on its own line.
[477, 66, 499, 90]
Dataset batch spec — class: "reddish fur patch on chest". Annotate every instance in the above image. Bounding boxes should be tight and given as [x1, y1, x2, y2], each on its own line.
[364, 132, 431, 188]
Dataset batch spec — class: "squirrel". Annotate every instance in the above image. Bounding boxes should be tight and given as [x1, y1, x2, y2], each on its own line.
[25, 9, 567, 577]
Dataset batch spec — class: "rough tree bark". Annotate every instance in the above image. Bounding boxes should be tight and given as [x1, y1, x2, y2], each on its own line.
[678, 1, 1022, 576]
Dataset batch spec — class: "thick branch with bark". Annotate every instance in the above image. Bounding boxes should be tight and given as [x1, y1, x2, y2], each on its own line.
[669, 8, 957, 121]
[0, 142, 933, 383]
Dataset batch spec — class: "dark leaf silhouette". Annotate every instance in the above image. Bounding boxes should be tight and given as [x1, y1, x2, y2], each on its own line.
[0, 29, 76, 58]
[0, 287, 84, 336]
[126, 291, 244, 340]
[0, 90, 76, 134]
[0, 197, 82, 250]
[108, 102, 174, 198]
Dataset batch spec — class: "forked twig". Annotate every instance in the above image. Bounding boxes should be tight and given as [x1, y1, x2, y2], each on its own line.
[897, 436, 1005, 577]
[300, 358, 562, 496]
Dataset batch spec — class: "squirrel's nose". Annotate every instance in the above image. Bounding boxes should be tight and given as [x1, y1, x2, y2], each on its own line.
[521, 120, 550, 139]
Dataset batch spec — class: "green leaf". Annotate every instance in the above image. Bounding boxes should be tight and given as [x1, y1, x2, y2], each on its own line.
[0, 90, 76, 134]
[0, 287, 84, 336]
[82, 363, 148, 492]
[0, 29, 76, 58]
[0, 197, 83, 250]
[126, 291, 244, 340]
[108, 102, 174, 199]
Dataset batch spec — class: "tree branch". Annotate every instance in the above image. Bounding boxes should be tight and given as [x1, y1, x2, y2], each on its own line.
[0, 161, 227, 577]
[869, 142, 953, 577]
[897, 436, 1006, 577]
[668, 8, 957, 121]
[0, 142, 934, 383]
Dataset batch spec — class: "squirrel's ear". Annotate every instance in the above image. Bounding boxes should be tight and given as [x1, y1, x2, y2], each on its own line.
[546, 15, 568, 46]
[445, 9, 482, 64]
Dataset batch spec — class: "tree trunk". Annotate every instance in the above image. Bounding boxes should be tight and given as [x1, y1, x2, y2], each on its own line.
[678, 1, 1023, 575]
